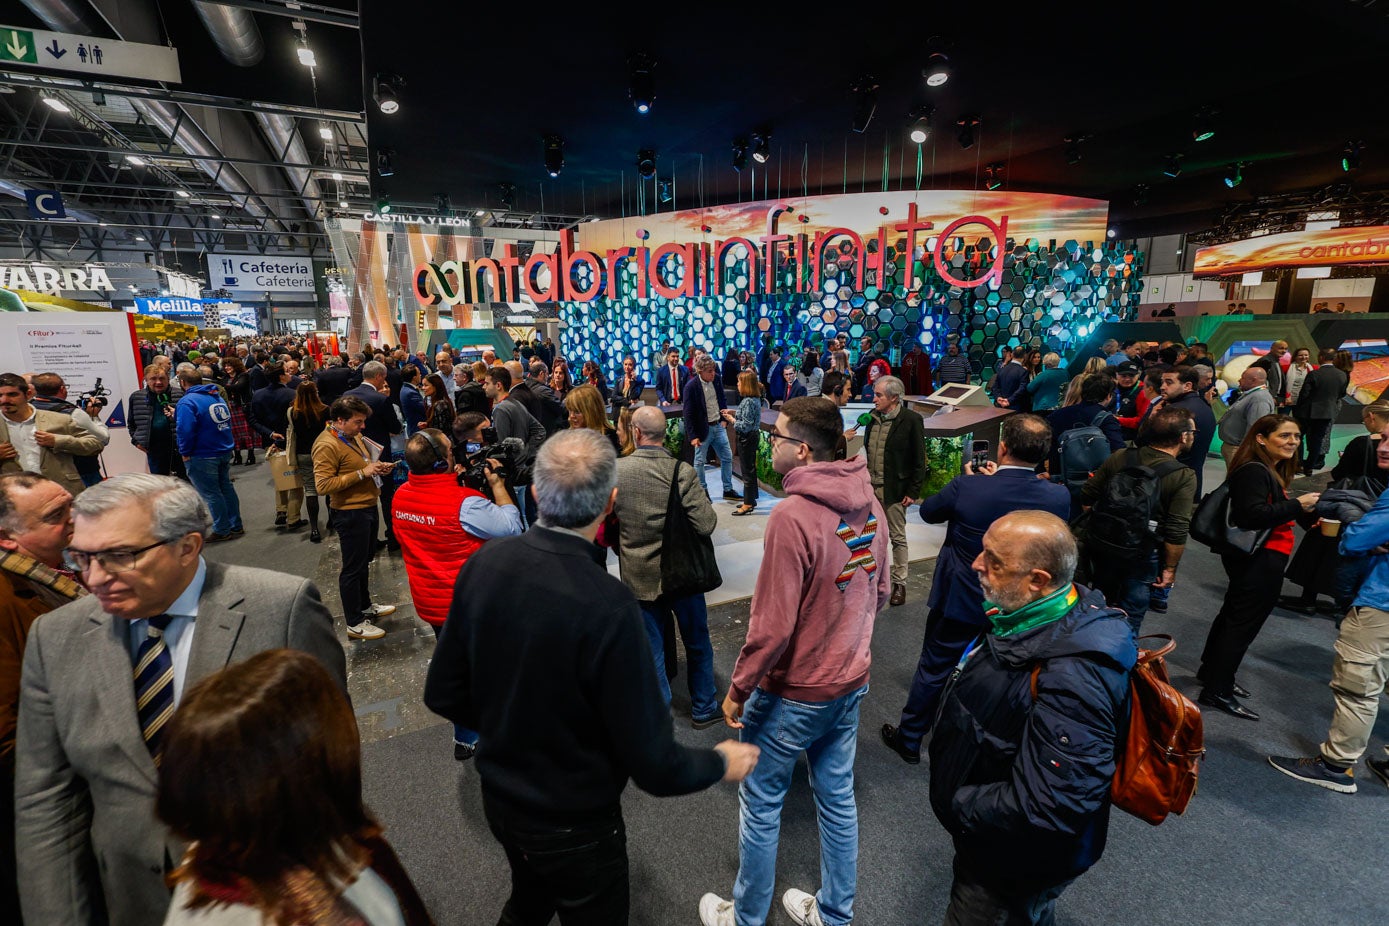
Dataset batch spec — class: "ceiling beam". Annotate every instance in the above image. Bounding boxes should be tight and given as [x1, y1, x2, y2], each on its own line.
[0, 137, 370, 176]
[200, 0, 359, 28]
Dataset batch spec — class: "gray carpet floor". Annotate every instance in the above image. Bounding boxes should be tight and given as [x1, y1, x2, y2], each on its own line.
[357, 539, 1386, 925]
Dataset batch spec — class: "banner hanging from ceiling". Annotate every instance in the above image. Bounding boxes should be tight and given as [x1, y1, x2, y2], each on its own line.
[1194, 225, 1389, 276]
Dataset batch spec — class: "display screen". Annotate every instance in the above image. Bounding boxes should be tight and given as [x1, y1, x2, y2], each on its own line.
[934, 385, 973, 400]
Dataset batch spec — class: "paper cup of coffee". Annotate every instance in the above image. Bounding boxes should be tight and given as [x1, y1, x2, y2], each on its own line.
[1320, 518, 1342, 538]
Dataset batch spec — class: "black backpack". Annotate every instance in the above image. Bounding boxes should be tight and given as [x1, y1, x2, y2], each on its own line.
[1084, 449, 1186, 563]
[1056, 410, 1117, 492]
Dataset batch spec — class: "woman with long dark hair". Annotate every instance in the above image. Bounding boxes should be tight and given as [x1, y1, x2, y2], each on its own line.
[289, 381, 330, 543]
[800, 350, 823, 397]
[158, 649, 433, 926]
[420, 373, 455, 437]
[1197, 414, 1321, 719]
[221, 356, 257, 466]
[580, 360, 610, 402]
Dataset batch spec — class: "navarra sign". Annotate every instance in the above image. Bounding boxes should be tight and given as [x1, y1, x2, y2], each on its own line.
[0, 263, 114, 294]
[1194, 225, 1389, 276]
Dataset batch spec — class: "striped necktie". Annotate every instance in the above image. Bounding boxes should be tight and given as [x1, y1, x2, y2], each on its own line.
[134, 615, 175, 766]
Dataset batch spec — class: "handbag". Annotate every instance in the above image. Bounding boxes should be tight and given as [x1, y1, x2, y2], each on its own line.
[1189, 469, 1271, 556]
[659, 458, 722, 598]
[1329, 436, 1387, 497]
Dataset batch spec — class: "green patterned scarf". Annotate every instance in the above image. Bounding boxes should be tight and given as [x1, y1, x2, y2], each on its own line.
[985, 584, 1078, 637]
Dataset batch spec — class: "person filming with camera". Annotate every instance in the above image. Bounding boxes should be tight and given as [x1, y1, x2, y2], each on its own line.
[394, 414, 522, 762]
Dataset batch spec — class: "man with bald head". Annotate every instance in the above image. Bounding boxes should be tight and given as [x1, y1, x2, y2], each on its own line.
[928, 510, 1137, 925]
[1218, 365, 1276, 466]
[614, 405, 721, 726]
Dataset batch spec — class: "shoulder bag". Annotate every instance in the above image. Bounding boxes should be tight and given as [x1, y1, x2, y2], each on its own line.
[1189, 464, 1272, 555]
[659, 458, 722, 598]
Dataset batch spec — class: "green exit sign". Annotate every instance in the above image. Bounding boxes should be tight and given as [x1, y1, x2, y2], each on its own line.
[0, 27, 36, 63]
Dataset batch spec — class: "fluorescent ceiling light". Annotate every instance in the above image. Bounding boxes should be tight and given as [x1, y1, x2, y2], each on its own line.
[125, 154, 145, 166]
[41, 95, 70, 113]
[135, 235, 146, 241]
[176, 190, 190, 198]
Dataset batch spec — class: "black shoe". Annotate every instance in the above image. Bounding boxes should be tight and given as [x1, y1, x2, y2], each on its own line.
[244, 454, 256, 466]
[1231, 680, 1252, 700]
[309, 528, 322, 544]
[274, 513, 287, 526]
[282, 519, 307, 532]
[722, 489, 741, 501]
[880, 723, 921, 765]
[1198, 689, 1260, 721]
[229, 526, 245, 536]
[691, 714, 724, 730]
[454, 742, 476, 761]
[231, 452, 242, 465]
[1278, 595, 1318, 616]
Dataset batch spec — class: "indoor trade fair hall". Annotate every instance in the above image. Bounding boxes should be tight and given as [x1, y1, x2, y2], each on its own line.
[0, 2, 1385, 925]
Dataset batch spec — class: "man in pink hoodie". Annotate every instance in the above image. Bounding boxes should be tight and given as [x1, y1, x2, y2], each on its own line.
[699, 397, 890, 926]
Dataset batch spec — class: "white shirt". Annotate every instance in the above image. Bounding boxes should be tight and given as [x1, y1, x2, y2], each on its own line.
[4, 409, 40, 473]
[127, 557, 207, 705]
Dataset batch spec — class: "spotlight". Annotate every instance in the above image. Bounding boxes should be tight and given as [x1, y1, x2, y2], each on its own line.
[636, 148, 656, 180]
[1162, 153, 1184, 178]
[435, 192, 452, 215]
[319, 125, 332, 140]
[851, 76, 878, 134]
[331, 171, 342, 181]
[125, 154, 146, 166]
[376, 148, 395, 178]
[296, 43, 316, 68]
[376, 194, 391, 214]
[40, 93, 70, 113]
[499, 183, 516, 210]
[373, 73, 402, 115]
[752, 131, 771, 164]
[956, 115, 980, 150]
[907, 106, 933, 145]
[339, 200, 348, 209]
[1223, 161, 1245, 188]
[1192, 107, 1216, 142]
[984, 163, 1004, 190]
[176, 189, 190, 198]
[1132, 183, 1150, 206]
[659, 180, 672, 203]
[1106, 228, 1117, 239]
[732, 137, 748, 172]
[628, 52, 656, 114]
[923, 52, 950, 88]
[1342, 140, 1365, 172]
[1063, 134, 1090, 165]
[542, 134, 564, 178]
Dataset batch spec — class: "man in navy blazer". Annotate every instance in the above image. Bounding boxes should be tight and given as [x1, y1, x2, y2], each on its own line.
[881, 413, 1071, 764]
[682, 356, 736, 499]
[655, 349, 691, 405]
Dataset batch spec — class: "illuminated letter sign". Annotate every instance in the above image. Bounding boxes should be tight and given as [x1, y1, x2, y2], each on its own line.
[932, 214, 1009, 288]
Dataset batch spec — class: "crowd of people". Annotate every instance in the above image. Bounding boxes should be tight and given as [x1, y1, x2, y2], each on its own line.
[0, 328, 1383, 926]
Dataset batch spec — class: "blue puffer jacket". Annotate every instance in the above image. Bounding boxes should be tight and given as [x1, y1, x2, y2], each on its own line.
[928, 585, 1137, 890]
[175, 384, 235, 457]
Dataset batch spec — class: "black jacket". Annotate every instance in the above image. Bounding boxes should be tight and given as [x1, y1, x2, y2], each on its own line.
[929, 585, 1137, 889]
[1294, 365, 1350, 421]
[1167, 392, 1216, 496]
[343, 383, 403, 449]
[251, 382, 296, 441]
[423, 526, 724, 822]
[454, 381, 490, 417]
[127, 385, 183, 447]
[862, 406, 927, 502]
[1227, 461, 1316, 533]
[314, 365, 360, 403]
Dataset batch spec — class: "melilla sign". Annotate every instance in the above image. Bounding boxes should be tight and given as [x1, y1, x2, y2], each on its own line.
[0, 23, 181, 84]
[412, 203, 1010, 308]
[0, 262, 114, 294]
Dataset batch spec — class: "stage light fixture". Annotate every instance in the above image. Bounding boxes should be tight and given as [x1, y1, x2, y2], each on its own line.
[907, 106, 933, 145]
[984, 163, 1004, 190]
[659, 180, 672, 203]
[851, 76, 879, 134]
[377, 196, 391, 215]
[628, 52, 656, 114]
[339, 200, 348, 209]
[319, 125, 332, 140]
[1107, 228, 1117, 239]
[1223, 162, 1245, 188]
[331, 171, 342, 181]
[1192, 107, 1216, 142]
[435, 192, 452, 215]
[176, 189, 190, 198]
[923, 53, 950, 87]
[637, 149, 656, 180]
[1342, 140, 1364, 172]
[296, 43, 316, 68]
[499, 183, 517, 210]
[376, 148, 395, 178]
[475, 208, 486, 217]
[1063, 134, 1089, 165]
[752, 131, 771, 164]
[40, 93, 70, 113]
[1131, 183, 1149, 206]
[543, 134, 564, 178]
[956, 115, 980, 150]
[373, 74, 402, 115]
[1162, 153, 1184, 178]
[732, 138, 748, 172]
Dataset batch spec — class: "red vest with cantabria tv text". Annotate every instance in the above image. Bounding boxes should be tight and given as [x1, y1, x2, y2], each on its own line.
[391, 472, 486, 626]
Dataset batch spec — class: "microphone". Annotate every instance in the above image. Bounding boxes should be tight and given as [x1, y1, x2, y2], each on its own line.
[499, 437, 526, 457]
[855, 412, 873, 428]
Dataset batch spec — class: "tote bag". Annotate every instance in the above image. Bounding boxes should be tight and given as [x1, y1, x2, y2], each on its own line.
[659, 459, 722, 598]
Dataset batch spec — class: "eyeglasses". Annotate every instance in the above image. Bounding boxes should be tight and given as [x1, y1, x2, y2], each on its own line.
[769, 429, 806, 447]
[64, 539, 172, 575]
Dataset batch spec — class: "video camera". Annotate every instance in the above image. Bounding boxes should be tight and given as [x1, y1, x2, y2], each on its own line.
[458, 426, 526, 491]
[79, 377, 111, 410]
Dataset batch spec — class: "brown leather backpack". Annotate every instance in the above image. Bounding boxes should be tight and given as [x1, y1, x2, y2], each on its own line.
[1031, 633, 1205, 825]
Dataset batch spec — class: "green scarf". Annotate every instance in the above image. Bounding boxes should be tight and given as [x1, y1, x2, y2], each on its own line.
[985, 584, 1079, 638]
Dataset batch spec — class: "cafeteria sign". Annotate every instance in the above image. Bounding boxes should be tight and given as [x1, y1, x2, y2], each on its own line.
[1194, 225, 1389, 276]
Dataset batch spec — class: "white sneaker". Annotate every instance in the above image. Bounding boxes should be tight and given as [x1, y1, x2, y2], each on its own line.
[782, 888, 825, 926]
[361, 603, 396, 619]
[698, 892, 735, 926]
[347, 620, 386, 641]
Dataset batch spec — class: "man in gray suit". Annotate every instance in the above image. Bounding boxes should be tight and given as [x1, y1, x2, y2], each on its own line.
[15, 473, 347, 926]
[615, 405, 722, 728]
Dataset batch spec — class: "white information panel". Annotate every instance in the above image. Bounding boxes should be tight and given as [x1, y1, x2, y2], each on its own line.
[0, 312, 145, 476]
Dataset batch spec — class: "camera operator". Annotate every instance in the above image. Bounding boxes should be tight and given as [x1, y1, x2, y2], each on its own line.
[29, 373, 109, 487]
[393, 418, 522, 761]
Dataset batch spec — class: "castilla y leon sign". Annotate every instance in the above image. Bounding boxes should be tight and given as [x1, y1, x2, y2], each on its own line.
[1194, 225, 1389, 276]
[0, 262, 114, 294]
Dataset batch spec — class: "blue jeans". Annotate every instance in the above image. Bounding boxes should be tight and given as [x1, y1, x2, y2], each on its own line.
[1091, 549, 1157, 635]
[693, 423, 734, 495]
[185, 453, 242, 535]
[732, 685, 867, 926]
[640, 595, 719, 721]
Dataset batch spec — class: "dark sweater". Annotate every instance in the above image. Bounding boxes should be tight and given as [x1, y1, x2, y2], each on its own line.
[423, 526, 725, 822]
